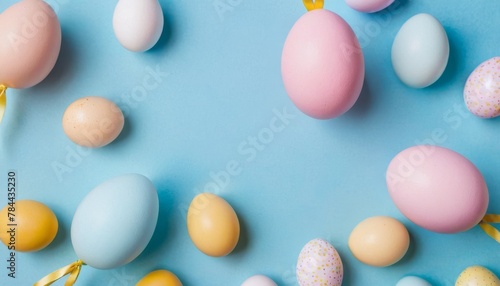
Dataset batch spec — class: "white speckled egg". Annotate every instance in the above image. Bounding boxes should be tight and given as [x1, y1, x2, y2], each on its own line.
[296, 238, 343, 286]
[464, 57, 500, 118]
[392, 13, 449, 88]
[456, 266, 500, 286]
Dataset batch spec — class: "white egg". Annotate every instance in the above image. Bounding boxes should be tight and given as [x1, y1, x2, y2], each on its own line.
[396, 276, 432, 286]
[392, 13, 449, 88]
[241, 275, 277, 286]
[113, 0, 164, 52]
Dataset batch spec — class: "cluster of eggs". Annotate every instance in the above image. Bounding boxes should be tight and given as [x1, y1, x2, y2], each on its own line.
[1, 0, 500, 285]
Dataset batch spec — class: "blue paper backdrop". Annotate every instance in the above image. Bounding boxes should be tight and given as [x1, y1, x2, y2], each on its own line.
[1, 0, 500, 285]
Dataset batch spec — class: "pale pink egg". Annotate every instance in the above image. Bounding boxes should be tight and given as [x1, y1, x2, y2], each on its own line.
[345, 0, 395, 13]
[386, 145, 488, 233]
[0, 0, 61, 89]
[281, 9, 365, 119]
[464, 57, 500, 118]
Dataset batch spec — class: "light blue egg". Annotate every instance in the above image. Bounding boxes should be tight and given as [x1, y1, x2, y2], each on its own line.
[396, 276, 432, 286]
[71, 173, 159, 269]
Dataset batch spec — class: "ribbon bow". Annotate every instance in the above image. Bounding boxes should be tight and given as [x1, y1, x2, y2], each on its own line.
[303, 0, 324, 11]
[34, 260, 86, 286]
[0, 84, 6, 124]
[480, 214, 500, 244]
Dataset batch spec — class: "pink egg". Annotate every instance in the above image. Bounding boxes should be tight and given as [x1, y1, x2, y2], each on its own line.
[281, 9, 365, 119]
[464, 57, 500, 118]
[386, 145, 488, 233]
[0, 0, 61, 89]
[345, 0, 395, 13]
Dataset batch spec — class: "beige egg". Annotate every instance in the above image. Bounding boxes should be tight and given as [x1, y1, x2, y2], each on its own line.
[62, 96, 124, 148]
[348, 216, 410, 267]
[187, 193, 240, 257]
[456, 265, 500, 286]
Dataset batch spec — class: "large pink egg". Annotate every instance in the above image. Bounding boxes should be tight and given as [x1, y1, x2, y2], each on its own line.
[281, 9, 365, 119]
[386, 145, 488, 233]
[0, 0, 61, 89]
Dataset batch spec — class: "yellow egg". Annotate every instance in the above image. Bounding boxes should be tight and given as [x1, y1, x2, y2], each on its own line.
[187, 193, 240, 257]
[348, 216, 410, 267]
[456, 265, 500, 286]
[136, 269, 182, 286]
[0, 200, 58, 252]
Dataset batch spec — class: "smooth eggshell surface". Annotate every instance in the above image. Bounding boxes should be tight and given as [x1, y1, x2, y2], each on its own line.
[392, 13, 449, 88]
[62, 96, 124, 148]
[136, 269, 183, 286]
[282, 9, 364, 119]
[241, 275, 277, 286]
[348, 216, 409, 267]
[386, 145, 488, 233]
[456, 266, 500, 286]
[464, 57, 500, 118]
[296, 238, 343, 286]
[113, 0, 164, 52]
[396, 276, 432, 286]
[345, 0, 394, 13]
[187, 193, 240, 257]
[71, 174, 159, 269]
[0, 0, 61, 89]
[0, 200, 58, 252]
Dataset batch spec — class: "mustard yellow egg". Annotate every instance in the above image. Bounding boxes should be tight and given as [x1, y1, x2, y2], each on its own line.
[0, 200, 58, 252]
[136, 270, 182, 286]
[456, 265, 500, 286]
[187, 193, 240, 257]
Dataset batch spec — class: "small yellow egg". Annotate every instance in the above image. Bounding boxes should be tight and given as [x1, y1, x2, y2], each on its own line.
[348, 216, 410, 267]
[0, 200, 58, 252]
[136, 269, 182, 286]
[187, 193, 240, 257]
[456, 265, 500, 286]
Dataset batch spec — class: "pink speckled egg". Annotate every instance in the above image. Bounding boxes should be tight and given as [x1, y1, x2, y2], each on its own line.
[464, 57, 500, 118]
[386, 145, 488, 234]
[296, 238, 343, 286]
[281, 9, 365, 119]
[345, 0, 394, 13]
[0, 0, 61, 89]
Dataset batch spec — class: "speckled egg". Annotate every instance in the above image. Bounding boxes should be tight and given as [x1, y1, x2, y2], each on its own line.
[62, 96, 125, 148]
[296, 238, 343, 286]
[456, 266, 500, 286]
[464, 57, 500, 118]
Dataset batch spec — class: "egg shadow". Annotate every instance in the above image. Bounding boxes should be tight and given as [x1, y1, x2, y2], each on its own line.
[336, 248, 355, 285]
[29, 26, 78, 95]
[230, 213, 250, 255]
[430, 27, 462, 90]
[147, 0, 176, 54]
[339, 79, 373, 121]
[106, 113, 133, 147]
[136, 182, 179, 262]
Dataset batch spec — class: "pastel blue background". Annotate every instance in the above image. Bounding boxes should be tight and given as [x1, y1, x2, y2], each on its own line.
[1, 0, 499, 285]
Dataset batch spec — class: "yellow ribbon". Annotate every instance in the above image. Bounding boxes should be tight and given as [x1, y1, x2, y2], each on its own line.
[34, 260, 86, 286]
[479, 214, 500, 244]
[303, 0, 324, 11]
[0, 84, 6, 124]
